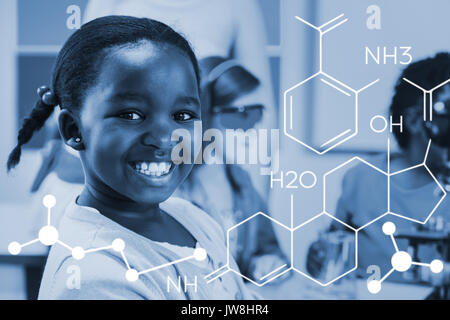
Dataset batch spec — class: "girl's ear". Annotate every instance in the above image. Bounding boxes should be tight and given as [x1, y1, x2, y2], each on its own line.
[58, 110, 85, 151]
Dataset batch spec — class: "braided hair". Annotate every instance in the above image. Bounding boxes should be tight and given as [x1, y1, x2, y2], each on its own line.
[7, 15, 200, 171]
[7, 87, 59, 171]
[390, 52, 450, 149]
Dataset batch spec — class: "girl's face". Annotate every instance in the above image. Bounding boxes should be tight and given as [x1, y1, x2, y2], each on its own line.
[76, 41, 200, 206]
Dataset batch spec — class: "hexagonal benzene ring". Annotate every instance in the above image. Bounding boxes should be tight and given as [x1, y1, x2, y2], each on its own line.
[284, 72, 357, 154]
[390, 164, 446, 224]
[293, 213, 357, 286]
[324, 156, 388, 229]
[226, 212, 291, 286]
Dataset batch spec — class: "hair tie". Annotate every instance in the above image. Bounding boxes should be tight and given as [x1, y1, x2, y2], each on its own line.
[37, 85, 58, 107]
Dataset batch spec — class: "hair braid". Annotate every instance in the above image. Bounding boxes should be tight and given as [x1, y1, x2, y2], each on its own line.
[7, 98, 57, 171]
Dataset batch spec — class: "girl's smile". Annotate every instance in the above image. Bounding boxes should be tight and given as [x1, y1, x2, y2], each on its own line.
[129, 161, 174, 177]
[127, 157, 176, 187]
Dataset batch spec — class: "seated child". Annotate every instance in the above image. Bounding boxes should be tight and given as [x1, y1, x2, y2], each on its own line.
[307, 53, 450, 284]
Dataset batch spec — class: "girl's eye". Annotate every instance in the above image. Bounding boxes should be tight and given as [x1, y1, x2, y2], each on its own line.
[118, 112, 142, 120]
[173, 111, 197, 122]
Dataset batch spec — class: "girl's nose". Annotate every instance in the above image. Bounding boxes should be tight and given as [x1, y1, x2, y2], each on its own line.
[141, 121, 174, 150]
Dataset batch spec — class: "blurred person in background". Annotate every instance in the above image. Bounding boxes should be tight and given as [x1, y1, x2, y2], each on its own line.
[176, 56, 288, 280]
[307, 52, 450, 291]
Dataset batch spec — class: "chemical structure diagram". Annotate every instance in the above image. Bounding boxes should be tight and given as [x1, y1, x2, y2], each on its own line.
[205, 137, 447, 294]
[7, 194, 208, 283]
[284, 14, 380, 154]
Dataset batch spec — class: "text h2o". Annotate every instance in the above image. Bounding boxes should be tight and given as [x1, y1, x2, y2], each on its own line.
[270, 170, 317, 189]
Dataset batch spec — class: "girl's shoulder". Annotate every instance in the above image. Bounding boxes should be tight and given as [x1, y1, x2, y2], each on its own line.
[161, 196, 226, 243]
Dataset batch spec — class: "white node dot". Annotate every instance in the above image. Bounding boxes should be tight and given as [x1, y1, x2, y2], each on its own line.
[72, 247, 85, 260]
[8, 242, 21, 255]
[367, 280, 381, 294]
[112, 238, 125, 252]
[382, 221, 396, 236]
[42, 194, 56, 208]
[193, 248, 207, 261]
[38, 226, 59, 246]
[391, 251, 412, 272]
[434, 101, 445, 113]
[430, 260, 444, 274]
[125, 269, 139, 282]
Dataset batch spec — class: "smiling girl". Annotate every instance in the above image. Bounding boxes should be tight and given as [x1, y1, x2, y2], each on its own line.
[7, 16, 253, 300]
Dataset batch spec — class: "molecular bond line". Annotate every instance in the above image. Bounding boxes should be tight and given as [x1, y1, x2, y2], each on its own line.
[367, 221, 444, 294]
[8, 194, 208, 283]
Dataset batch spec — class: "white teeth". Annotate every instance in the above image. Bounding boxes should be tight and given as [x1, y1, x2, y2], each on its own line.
[149, 163, 158, 172]
[132, 161, 172, 177]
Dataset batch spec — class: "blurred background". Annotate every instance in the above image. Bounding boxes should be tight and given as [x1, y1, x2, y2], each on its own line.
[0, 0, 449, 299]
